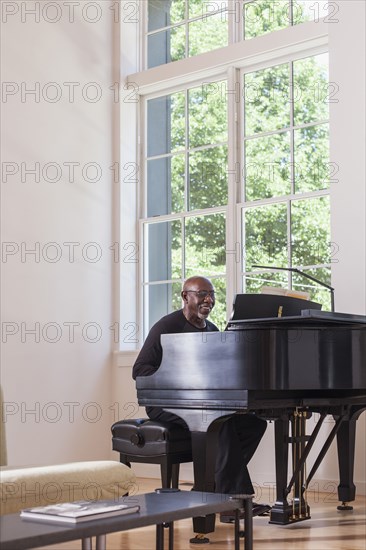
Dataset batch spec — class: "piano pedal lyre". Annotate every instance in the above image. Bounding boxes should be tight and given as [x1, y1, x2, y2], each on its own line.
[290, 409, 311, 522]
[291, 507, 311, 520]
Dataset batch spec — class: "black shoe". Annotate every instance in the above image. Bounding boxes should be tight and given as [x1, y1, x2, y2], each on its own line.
[220, 502, 271, 523]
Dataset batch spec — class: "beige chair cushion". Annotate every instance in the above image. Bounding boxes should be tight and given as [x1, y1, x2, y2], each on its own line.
[0, 460, 136, 515]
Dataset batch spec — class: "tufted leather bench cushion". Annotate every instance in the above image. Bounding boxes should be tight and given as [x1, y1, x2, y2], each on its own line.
[111, 419, 192, 458]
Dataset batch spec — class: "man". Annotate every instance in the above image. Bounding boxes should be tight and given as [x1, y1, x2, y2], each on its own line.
[133, 276, 270, 520]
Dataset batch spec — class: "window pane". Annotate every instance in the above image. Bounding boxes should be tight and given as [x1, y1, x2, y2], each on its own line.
[147, 92, 185, 157]
[189, 146, 228, 210]
[244, 203, 288, 270]
[245, 132, 291, 200]
[185, 213, 226, 277]
[189, 13, 228, 57]
[209, 277, 227, 331]
[292, 267, 332, 310]
[291, 196, 331, 266]
[189, 0, 228, 18]
[148, 0, 185, 32]
[169, 0, 186, 25]
[294, 124, 329, 193]
[148, 26, 186, 68]
[171, 154, 185, 212]
[244, 0, 290, 40]
[243, 271, 288, 294]
[244, 64, 290, 135]
[147, 281, 182, 332]
[145, 220, 182, 282]
[170, 24, 187, 63]
[147, 155, 185, 216]
[189, 81, 227, 148]
[170, 91, 186, 151]
[293, 0, 329, 24]
[293, 54, 329, 126]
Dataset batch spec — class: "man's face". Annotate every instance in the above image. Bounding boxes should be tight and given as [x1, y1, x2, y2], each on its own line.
[182, 279, 215, 323]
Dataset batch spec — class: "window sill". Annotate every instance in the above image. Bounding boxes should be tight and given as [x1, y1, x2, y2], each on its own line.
[114, 350, 139, 368]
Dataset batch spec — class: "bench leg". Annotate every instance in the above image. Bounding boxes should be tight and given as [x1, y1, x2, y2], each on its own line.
[160, 458, 172, 488]
[81, 535, 106, 550]
[96, 534, 106, 550]
[156, 523, 164, 550]
[169, 522, 174, 550]
[171, 464, 180, 489]
[161, 460, 180, 489]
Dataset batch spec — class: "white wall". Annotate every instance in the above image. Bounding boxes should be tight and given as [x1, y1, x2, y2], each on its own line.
[1, 3, 119, 465]
[327, 0, 366, 494]
[330, 1, 366, 315]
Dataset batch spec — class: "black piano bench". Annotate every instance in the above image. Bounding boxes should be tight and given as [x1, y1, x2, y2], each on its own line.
[111, 419, 192, 489]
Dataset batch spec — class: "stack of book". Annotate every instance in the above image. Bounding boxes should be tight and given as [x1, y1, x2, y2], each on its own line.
[21, 499, 140, 524]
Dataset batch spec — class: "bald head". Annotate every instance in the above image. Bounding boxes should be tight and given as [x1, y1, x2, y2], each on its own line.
[182, 276, 214, 292]
[181, 276, 215, 328]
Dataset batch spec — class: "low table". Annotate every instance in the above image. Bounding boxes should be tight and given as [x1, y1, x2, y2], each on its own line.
[0, 490, 253, 550]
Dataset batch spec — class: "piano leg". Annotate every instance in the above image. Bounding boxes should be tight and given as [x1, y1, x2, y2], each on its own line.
[336, 406, 365, 508]
[190, 427, 221, 534]
[270, 416, 291, 524]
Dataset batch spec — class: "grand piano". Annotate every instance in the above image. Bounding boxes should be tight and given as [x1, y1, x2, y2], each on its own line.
[136, 297, 366, 534]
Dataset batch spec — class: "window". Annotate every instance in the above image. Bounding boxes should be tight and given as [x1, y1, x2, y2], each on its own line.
[145, 0, 331, 68]
[242, 54, 331, 308]
[136, 1, 331, 334]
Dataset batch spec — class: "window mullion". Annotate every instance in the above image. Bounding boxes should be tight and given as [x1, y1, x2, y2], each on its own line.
[185, 88, 189, 212]
[289, 60, 295, 196]
[287, 201, 292, 288]
[289, 58, 295, 286]
[228, 0, 240, 44]
[183, 79, 188, 280]
[227, 66, 240, 312]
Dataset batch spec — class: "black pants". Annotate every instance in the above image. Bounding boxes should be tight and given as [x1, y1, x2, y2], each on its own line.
[146, 406, 267, 495]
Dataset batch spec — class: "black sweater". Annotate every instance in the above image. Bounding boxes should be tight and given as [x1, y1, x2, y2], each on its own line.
[132, 309, 219, 379]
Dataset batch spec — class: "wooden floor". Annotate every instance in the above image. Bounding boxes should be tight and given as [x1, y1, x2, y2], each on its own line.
[35, 477, 366, 550]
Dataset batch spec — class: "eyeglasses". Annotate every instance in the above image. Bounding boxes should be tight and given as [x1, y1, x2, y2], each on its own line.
[185, 290, 215, 299]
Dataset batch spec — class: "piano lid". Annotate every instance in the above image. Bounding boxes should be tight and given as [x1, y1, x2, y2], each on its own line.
[228, 309, 366, 329]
